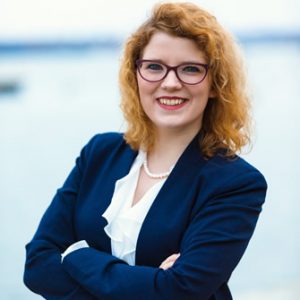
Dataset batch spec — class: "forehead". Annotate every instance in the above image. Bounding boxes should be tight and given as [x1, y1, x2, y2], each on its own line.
[141, 31, 206, 63]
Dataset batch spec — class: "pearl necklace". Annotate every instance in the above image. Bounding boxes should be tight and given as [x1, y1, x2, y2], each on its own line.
[143, 158, 172, 179]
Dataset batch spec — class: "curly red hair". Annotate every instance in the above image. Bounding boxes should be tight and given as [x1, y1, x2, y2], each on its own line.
[119, 2, 251, 157]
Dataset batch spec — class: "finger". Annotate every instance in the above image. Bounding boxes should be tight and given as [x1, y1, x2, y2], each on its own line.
[159, 253, 181, 270]
[164, 253, 180, 264]
[159, 253, 180, 268]
[159, 259, 174, 270]
[160, 261, 174, 270]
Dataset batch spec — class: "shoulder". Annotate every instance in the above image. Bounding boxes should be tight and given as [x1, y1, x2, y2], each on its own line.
[79, 132, 139, 171]
[86, 132, 125, 149]
[78, 132, 132, 165]
[207, 153, 263, 174]
[184, 135, 267, 189]
[199, 153, 267, 198]
[82, 132, 129, 155]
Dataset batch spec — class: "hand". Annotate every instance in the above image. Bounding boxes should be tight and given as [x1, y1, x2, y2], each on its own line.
[159, 253, 180, 270]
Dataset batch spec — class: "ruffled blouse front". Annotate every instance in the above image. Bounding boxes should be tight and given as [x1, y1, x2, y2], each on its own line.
[102, 151, 166, 266]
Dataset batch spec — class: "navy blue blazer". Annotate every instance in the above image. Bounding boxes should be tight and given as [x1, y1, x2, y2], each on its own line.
[24, 132, 267, 300]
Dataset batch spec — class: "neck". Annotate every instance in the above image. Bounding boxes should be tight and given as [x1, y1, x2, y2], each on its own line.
[146, 127, 200, 173]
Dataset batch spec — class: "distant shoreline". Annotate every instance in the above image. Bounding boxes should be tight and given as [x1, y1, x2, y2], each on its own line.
[0, 32, 299, 52]
[0, 39, 121, 53]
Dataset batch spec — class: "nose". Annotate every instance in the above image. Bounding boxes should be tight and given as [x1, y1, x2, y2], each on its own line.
[161, 69, 183, 90]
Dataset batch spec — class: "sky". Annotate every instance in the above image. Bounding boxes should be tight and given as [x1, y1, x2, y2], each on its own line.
[0, 0, 299, 41]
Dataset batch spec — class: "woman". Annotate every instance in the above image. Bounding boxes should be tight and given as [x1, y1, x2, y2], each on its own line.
[24, 2, 267, 299]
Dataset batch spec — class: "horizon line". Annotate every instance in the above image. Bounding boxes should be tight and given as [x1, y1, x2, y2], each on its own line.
[0, 32, 299, 52]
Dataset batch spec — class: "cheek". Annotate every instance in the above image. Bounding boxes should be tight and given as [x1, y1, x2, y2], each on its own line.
[136, 78, 148, 110]
[137, 76, 146, 97]
[137, 77, 156, 98]
[192, 82, 212, 98]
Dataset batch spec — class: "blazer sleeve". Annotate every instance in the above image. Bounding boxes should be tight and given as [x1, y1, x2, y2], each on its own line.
[61, 167, 267, 300]
[23, 136, 98, 299]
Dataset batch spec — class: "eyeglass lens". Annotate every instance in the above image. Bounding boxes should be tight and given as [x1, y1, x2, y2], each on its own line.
[137, 60, 208, 84]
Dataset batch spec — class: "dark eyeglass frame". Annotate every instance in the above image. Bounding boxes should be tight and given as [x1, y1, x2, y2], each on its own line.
[136, 59, 209, 85]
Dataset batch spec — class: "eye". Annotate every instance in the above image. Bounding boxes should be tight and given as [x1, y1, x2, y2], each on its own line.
[144, 62, 164, 71]
[182, 64, 205, 73]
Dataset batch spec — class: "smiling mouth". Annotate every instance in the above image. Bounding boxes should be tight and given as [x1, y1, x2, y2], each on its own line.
[157, 98, 187, 106]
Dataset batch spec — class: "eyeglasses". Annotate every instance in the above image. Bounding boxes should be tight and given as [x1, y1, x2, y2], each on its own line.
[136, 59, 209, 85]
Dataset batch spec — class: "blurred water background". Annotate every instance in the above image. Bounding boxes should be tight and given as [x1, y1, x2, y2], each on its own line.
[1, 0, 300, 299]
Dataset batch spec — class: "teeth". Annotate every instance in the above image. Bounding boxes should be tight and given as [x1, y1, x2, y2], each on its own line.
[158, 98, 185, 106]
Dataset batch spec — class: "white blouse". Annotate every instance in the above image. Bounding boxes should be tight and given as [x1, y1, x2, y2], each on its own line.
[102, 151, 166, 265]
[61, 151, 166, 265]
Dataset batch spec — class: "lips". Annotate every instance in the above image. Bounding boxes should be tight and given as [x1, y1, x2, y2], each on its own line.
[157, 97, 188, 110]
[158, 98, 185, 105]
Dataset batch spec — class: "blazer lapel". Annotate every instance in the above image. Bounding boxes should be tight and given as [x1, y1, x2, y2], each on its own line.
[135, 134, 208, 266]
[91, 140, 138, 252]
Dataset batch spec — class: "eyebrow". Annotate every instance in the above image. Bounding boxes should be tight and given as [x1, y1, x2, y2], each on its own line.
[142, 59, 207, 65]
